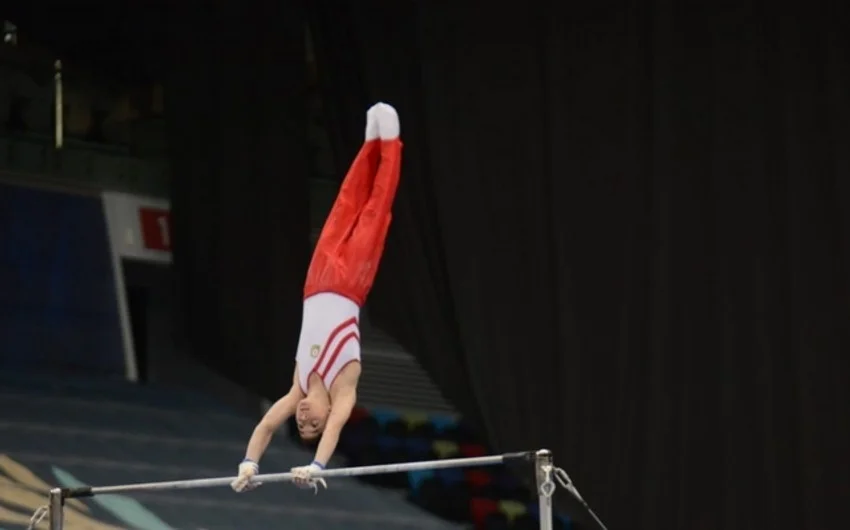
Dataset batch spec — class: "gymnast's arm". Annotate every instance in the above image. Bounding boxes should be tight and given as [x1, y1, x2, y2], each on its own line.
[244, 367, 304, 463]
[312, 369, 360, 467]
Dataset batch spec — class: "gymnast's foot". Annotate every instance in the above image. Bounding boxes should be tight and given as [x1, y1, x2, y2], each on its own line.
[366, 102, 399, 140]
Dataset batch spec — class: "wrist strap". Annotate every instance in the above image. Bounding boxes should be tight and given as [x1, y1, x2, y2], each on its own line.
[311, 460, 325, 469]
[242, 458, 257, 466]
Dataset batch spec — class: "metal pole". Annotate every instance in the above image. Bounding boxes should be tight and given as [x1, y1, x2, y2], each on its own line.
[65, 452, 532, 497]
[535, 449, 554, 530]
[48, 487, 64, 530]
[53, 60, 63, 150]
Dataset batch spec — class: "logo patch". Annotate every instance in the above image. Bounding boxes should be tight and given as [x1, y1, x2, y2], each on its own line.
[310, 344, 321, 358]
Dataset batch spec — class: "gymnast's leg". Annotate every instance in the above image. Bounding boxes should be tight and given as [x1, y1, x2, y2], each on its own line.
[342, 103, 403, 304]
[304, 107, 384, 297]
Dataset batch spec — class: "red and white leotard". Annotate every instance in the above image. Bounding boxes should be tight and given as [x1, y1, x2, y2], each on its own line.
[295, 293, 361, 393]
[295, 103, 402, 392]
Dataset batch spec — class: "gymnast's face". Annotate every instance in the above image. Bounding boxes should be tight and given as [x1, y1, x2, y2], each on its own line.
[296, 397, 329, 440]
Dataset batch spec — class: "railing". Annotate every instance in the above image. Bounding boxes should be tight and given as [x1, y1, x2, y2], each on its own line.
[0, 132, 342, 219]
[0, 132, 169, 198]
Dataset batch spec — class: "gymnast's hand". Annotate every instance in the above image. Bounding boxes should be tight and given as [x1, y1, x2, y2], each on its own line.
[231, 459, 261, 492]
[291, 462, 328, 494]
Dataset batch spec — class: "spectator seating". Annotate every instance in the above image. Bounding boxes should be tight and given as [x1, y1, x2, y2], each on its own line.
[0, 372, 572, 530]
[290, 405, 573, 530]
[0, 372, 459, 530]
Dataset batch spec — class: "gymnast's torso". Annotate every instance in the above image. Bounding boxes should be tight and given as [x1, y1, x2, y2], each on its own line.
[295, 292, 361, 395]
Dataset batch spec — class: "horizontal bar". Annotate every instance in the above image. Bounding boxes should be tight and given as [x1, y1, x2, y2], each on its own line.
[63, 451, 535, 498]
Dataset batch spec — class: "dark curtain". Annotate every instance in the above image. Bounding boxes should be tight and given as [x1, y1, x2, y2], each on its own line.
[165, 2, 311, 399]
[309, 2, 850, 529]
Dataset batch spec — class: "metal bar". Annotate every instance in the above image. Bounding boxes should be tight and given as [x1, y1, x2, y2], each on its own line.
[535, 449, 554, 530]
[48, 487, 64, 530]
[70, 452, 532, 497]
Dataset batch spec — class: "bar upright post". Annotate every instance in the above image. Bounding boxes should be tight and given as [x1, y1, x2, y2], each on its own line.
[535, 449, 554, 530]
[48, 487, 64, 530]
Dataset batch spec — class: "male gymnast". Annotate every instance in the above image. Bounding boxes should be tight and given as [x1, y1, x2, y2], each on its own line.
[230, 102, 402, 494]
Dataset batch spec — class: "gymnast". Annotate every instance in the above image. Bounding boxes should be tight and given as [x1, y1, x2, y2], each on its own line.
[231, 102, 402, 494]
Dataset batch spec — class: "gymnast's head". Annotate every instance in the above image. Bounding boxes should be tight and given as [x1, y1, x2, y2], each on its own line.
[296, 394, 330, 441]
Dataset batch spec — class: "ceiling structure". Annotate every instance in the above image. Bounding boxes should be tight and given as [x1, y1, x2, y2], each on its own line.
[3, 2, 168, 84]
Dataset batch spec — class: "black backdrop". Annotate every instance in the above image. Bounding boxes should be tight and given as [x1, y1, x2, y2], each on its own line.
[167, 2, 850, 529]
